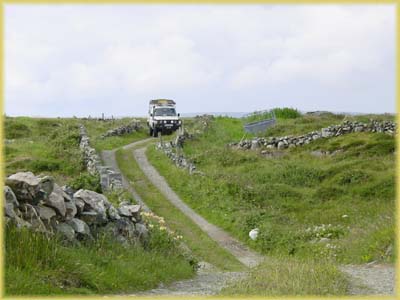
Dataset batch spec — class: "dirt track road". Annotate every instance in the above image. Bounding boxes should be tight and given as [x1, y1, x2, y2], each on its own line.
[133, 146, 264, 268]
[102, 138, 395, 296]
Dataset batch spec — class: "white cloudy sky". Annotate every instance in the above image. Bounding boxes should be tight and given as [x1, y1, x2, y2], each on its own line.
[5, 4, 396, 117]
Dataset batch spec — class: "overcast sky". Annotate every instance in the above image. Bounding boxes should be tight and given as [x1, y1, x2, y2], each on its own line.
[5, 4, 396, 117]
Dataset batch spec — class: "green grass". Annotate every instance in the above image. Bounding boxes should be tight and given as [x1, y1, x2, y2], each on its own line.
[4, 116, 196, 295]
[243, 107, 301, 124]
[146, 115, 395, 264]
[5, 117, 85, 183]
[115, 147, 246, 271]
[5, 224, 195, 295]
[144, 114, 395, 295]
[82, 118, 148, 151]
[222, 257, 349, 296]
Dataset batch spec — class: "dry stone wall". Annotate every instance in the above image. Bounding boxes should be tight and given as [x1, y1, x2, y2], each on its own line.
[4, 172, 148, 246]
[79, 125, 123, 191]
[155, 115, 213, 175]
[230, 120, 396, 150]
[101, 120, 142, 138]
[156, 130, 199, 174]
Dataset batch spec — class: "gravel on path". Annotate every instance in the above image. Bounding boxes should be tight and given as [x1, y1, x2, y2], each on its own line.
[340, 263, 395, 295]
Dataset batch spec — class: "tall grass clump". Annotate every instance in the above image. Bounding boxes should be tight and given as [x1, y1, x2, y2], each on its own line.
[271, 107, 301, 119]
[5, 223, 195, 295]
[221, 257, 348, 296]
[243, 107, 301, 124]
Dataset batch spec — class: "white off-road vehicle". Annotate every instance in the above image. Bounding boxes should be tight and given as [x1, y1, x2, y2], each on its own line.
[147, 99, 181, 137]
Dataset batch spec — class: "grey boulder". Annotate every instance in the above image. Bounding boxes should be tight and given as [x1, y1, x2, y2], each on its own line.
[45, 190, 66, 217]
[55, 223, 76, 242]
[67, 218, 92, 239]
[74, 189, 110, 213]
[4, 186, 19, 207]
[36, 205, 56, 223]
[6, 172, 54, 205]
[118, 204, 141, 219]
[65, 201, 77, 221]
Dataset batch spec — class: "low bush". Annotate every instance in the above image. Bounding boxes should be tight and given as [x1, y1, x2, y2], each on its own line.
[68, 172, 101, 193]
[271, 107, 301, 119]
[30, 159, 61, 172]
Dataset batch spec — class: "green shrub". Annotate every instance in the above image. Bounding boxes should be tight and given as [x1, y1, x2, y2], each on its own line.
[105, 190, 135, 206]
[30, 159, 61, 172]
[68, 173, 101, 192]
[271, 107, 301, 119]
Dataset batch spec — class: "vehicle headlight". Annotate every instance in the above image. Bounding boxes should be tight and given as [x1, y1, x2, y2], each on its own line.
[163, 120, 166, 124]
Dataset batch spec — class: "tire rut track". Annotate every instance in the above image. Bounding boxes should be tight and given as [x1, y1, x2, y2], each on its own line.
[133, 146, 264, 268]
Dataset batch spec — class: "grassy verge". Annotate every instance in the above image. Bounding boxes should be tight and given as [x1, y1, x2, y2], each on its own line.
[5, 225, 194, 295]
[115, 147, 245, 271]
[221, 257, 348, 296]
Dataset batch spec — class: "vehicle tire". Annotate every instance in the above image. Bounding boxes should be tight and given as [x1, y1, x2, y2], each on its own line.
[153, 128, 158, 138]
[149, 127, 153, 136]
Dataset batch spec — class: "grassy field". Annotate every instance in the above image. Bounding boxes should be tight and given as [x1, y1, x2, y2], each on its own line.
[146, 113, 395, 294]
[4, 116, 196, 295]
[5, 117, 82, 183]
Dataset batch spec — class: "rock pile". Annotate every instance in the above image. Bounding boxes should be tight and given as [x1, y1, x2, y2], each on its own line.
[156, 142, 198, 175]
[193, 114, 214, 133]
[174, 129, 194, 148]
[79, 125, 123, 191]
[101, 120, 142, 138]
[4, 171, 148, 246]
[155, 116, 213, 175]
[230, 120, 396, 150]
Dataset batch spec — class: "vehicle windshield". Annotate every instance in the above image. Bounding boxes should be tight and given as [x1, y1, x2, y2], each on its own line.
[154, 107, 176, 116]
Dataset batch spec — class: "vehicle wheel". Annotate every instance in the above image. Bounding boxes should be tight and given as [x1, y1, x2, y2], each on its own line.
[149, 127, 153, 136]
[153, 128, 158, 138]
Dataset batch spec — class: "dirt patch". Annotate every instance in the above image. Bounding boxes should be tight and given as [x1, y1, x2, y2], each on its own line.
[132, 264, 247, 296]
[340, 263, 395, 295]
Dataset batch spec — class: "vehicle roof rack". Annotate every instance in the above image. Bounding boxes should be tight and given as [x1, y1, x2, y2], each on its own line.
[150, 99, 176, 105]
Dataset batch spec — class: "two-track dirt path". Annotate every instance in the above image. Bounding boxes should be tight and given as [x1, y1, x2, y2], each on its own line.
[102, 138, 395, 296]
[101, 139, 262, 295]
[101, 138, 153, 212]
[133, 146, 264, 268]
